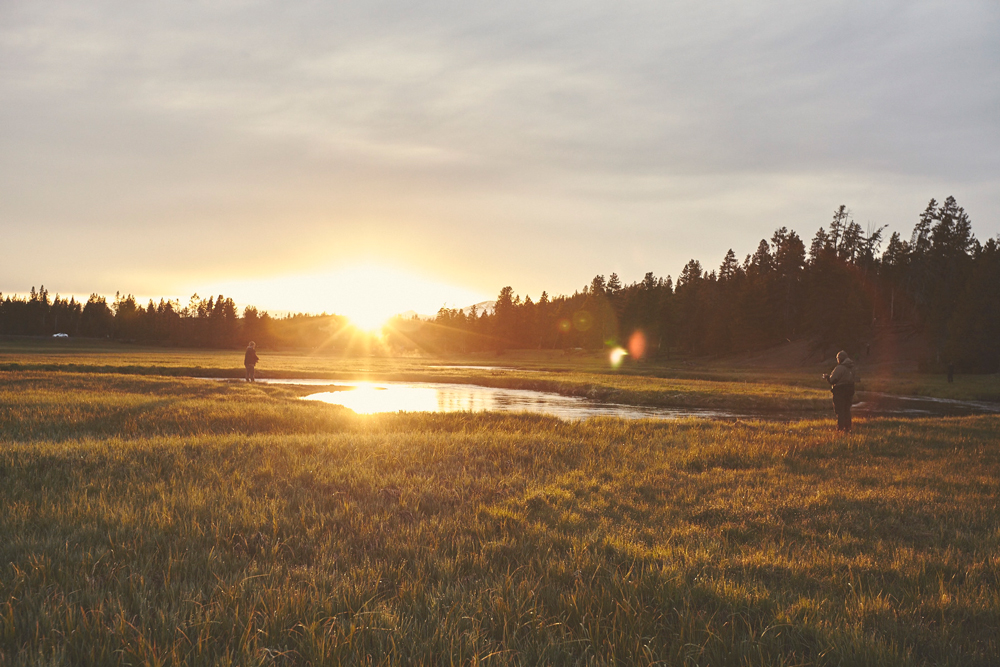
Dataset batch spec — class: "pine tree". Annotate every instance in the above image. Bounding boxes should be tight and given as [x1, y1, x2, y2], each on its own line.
[607, 273, 622, 293]
[719, 249, 740, 281]
[829, 205, 851, 255]
[493, 286, 515, 351]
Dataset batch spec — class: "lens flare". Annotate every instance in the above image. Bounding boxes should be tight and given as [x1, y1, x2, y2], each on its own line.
[610, 347, 627, 368]
[628, 330, 647, 359]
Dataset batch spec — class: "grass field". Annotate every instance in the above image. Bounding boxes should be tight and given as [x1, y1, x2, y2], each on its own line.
[2, 364, 999, 665]
[4, 337, 1000, 407]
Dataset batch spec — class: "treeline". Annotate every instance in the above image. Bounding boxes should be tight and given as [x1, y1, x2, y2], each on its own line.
[402, 197, 1000, 371]
[4, 196, 997, 370]
[0, 291, 354, 351]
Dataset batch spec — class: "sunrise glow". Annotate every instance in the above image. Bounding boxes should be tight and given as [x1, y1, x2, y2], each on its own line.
[347, 312, 389, 333]
[198, 264, 487, 321]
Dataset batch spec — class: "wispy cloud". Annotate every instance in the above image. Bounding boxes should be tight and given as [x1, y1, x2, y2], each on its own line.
[2, 1, 998, 304]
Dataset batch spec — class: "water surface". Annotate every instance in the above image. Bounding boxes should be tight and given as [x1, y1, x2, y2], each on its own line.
[293, 380, 739, 420]
[853, 392, 1000, 417]
[247, 378, 1000, 421]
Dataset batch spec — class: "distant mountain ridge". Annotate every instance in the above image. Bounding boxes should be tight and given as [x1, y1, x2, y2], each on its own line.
[461, 300, 495, 316]
[395, 300, 495, 321]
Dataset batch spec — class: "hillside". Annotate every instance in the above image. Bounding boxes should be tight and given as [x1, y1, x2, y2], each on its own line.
[719, 323, 933, 373]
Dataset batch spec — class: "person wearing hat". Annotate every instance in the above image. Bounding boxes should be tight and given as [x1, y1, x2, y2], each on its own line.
[244, 341, 259, 382]
[823, 350, 856, 432]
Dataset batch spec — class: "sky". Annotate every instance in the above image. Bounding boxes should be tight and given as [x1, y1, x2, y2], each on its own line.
[2, 1, 998, 322]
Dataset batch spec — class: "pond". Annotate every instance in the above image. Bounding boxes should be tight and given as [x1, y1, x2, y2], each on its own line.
[259, 379, 741, 420]
[248, 379, 1000, 421]
[853, 392, 1000, 417]
[425, 364, 543, 375]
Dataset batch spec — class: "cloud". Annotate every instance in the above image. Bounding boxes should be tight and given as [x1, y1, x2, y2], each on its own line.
[2, 1, 998, 304]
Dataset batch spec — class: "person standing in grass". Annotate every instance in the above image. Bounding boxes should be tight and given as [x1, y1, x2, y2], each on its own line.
[244, 341, 259, 382]
[823, 350, 856, 432]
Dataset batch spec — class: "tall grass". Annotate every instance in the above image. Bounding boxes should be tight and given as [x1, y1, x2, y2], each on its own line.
[1, 371, 998, 665]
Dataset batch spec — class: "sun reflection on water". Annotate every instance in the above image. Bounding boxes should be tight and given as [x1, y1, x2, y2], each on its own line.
[302, 382, 441, 414]
[302, 382, 521, 414]
[297, 380, 741, 421]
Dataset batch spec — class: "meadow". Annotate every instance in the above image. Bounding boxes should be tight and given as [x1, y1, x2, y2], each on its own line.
[4, 337, 999, 409]
[1, 340, 999, 665]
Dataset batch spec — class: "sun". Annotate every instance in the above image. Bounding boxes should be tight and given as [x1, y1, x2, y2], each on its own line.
[318, 264, 483, 328]
[199, 262, 487, 326]
[346, 309, 390, 332]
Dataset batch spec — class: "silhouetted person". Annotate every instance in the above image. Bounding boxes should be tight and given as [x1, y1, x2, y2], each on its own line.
[244, 341, 259, 382]
[823, 350, 856, 432]
[947, 362, 954, 383]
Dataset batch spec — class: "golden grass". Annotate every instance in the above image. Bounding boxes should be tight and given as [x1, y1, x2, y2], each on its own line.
[0, 339, 839, 412]
[1, 370, 998, 665]
[5, 338, 1000, 406]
